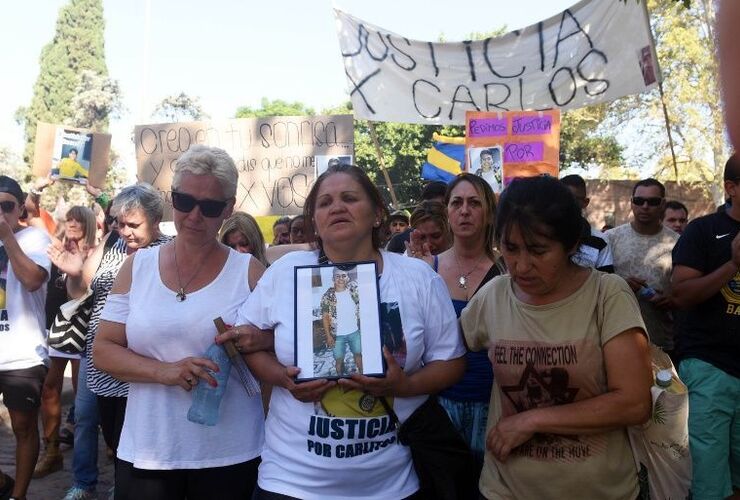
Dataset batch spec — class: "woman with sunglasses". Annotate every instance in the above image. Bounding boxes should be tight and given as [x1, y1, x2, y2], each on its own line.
[93, 145, 267, 499]
[52, 183, 170, 500]
[34, 205, 96, 479]
[221, 163, 465, 499]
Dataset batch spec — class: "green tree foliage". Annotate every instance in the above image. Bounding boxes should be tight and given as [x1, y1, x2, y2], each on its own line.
[560, 105, 623, 172]
[607, 0, 726, 199]
[235, 98, 315, 119]
[72, 70, 124, 131]
[151, 92, 209, 122]
[20, 0, 108, 165]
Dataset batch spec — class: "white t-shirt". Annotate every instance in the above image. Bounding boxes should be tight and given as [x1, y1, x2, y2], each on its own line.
[335, 289, 358, 336]
[0, 227, 51, 371]
[238, 250, 464, 500]
[102, 247, 264, 469]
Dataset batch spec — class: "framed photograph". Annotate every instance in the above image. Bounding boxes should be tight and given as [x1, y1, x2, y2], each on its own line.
[315, 154, 353, 177]
[294, 261, 383, 381]
[51, 128, 93, 184]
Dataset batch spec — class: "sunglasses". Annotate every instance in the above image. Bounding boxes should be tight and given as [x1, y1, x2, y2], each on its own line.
[0, 200, 16, 213]
[631, 196, 663, 207]
[171, 191, 228, 218]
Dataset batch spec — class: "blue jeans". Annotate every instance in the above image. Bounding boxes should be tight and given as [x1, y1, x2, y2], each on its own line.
[72, 358, 99, 491]
[333, 330, 361, 360]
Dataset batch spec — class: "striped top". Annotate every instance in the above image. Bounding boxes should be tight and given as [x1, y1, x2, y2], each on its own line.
[86, 234, 171, 397]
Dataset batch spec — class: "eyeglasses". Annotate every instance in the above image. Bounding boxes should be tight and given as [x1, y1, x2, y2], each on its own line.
[0, 201, 16, 213]
[631, 196, 663, 207]
[171, 191, 228, 218]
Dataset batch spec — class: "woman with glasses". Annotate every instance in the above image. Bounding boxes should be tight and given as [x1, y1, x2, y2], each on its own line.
[223, 163, 465, 499]
[34, 206, 96, 479]
[219, 211, 268, 266]
[93, 145, 268, 499]
[52, 183, 170, 500]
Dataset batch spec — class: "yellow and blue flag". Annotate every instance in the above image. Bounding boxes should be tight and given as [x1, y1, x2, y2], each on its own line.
[420, 133, 465, 183]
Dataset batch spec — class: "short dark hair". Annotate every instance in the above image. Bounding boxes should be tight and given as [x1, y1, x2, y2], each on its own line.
[69, 148, 78, 155]
[724, 154, 740, 181]
[273, 216, 291, 229]
[421, 181, 448, 201]
[303, 164, 388, 250]
[665, 200, 688, 215]
[289, 214, 304, 230]
[496, 176, 583, 253]
[632, 178, 666, 198]
[560, 174, 587, 193]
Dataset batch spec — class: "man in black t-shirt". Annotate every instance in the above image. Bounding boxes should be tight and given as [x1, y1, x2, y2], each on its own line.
[671, 154, 740, 499]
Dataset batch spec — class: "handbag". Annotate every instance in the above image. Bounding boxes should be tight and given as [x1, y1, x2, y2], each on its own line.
[46, 231, 119, 354]
[47, 290, 94, 354]
[627, 345, 692, 500]
[380, 395, 478, 500]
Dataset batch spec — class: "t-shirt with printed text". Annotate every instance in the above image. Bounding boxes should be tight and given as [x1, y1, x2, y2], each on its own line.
[461, 271, 646, 500]
[672, 210, 740, 377]
[0, 227, 52, 371]
[238, 250, 464, 500]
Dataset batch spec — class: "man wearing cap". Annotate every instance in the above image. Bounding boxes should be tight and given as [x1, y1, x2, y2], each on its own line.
[388, 209, 410, 236]
[0, 176, 52, 500]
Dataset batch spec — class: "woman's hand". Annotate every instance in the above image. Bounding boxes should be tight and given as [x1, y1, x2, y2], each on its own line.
[281, 366, 335, 402]
[338, 347, 409, 397]
[158, 357, 220, 391]
[48, 239, 85, 277]
[405, 231, 433, 267]
[215, 324, 274, 354]
[487, 412, 535, 462]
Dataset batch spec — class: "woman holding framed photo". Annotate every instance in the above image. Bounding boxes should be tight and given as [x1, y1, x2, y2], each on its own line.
[229, 164, 466, 499]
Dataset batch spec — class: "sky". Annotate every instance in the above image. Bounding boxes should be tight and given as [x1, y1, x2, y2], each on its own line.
[1, 0, 576, 175]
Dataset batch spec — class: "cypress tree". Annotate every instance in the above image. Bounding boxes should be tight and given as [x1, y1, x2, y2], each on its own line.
[22, 0, 108, 164]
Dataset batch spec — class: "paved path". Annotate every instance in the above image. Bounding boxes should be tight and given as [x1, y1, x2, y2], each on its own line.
[0, 375, 114, 500]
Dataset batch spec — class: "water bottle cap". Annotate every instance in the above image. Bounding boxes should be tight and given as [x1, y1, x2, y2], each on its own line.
[656, 369, 672, 387]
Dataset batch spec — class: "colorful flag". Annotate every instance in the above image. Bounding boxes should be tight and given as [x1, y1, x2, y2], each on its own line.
[421, 133, 465, 183]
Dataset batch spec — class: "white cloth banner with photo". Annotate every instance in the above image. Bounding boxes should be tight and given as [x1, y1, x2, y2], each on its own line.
[334, 0, 659, 125]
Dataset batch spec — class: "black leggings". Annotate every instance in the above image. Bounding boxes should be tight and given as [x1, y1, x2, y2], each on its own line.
[116, 457, 259, 500]
[97, 395, 126, 453]
[252, 485, 424, 500]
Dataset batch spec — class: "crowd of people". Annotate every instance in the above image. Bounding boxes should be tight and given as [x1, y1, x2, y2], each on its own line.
[0, 144, 737, 500]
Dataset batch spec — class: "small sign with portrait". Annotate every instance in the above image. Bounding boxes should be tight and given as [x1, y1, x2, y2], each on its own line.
[293, 262, 383, 381]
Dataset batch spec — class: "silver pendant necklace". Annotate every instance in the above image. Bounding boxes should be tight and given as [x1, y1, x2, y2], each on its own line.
[173, 242, 206, 302]
[454, 250, 485, 290]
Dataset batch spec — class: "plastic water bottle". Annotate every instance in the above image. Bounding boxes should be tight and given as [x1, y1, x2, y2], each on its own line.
[655, 369, 683, 394]
[638, 286, 657, 299]
[187, 343, 232, 426]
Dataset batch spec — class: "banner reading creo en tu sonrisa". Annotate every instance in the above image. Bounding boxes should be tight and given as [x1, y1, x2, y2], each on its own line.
[334, 0, 658, 125]
[134, 115, 354, 219]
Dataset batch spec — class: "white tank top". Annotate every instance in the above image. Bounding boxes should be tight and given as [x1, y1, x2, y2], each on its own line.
[116, 246, 264, 469]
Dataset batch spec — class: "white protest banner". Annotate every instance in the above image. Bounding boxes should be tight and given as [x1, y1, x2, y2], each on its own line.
[134, 115, 353, 218]
[335, 0, 658, 125]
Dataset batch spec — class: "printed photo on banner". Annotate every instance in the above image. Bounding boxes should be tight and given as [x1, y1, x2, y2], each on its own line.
[469, 146, 503, 194]
[465, 110, 561, 185]
[316, 155, 353, 177]
[51, 129, 92, 183]
[294, 262, 383, 381]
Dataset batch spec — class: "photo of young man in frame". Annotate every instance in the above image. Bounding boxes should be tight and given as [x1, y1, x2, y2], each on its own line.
[294, 262, 383, 381]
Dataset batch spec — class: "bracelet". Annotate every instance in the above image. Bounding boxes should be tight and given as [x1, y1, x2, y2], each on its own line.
[95, 192, 111, 208]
